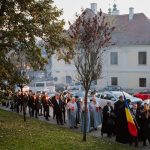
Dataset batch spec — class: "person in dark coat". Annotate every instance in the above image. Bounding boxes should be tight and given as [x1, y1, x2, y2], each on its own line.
[75, 96, 81, 125]
[136, 102, 143, 141]
[16, 92, 22, 113]
[129, 103, 141, 147]
[27, 91, 33, 117]
[19, 92, 24, 113]
[13, 93, 18, 113]
[114, 95, 129, 144]
[31, 93, 36, 117]
[41, 93, 50, 120]
[10, 93, 15, 111]
[60, 93, 66, 124]
[50, 96, 56, 119]
[38, 94, 43, 116]
[52, 93, 63, 125]
[140, 103, 150, 146]
[35, 93, 40, 118]
[101, 101, 115, 137]
[19, 92, 28, 121]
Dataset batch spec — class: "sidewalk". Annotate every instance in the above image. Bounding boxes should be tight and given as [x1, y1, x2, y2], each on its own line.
[0, 105, 150, 150]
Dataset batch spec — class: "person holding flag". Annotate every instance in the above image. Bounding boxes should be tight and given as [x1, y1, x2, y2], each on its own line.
[124, 96, 139, 147]
[114, 95, 130, 144]
[129, 103, 141, 147]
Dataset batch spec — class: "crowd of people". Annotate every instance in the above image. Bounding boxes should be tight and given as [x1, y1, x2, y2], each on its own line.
[4, 91, 103, 130]
[1, 90, 150, 148]
[101, 95, 150, 147]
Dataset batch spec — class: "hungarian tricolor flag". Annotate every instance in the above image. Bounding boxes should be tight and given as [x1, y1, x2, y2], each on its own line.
[124, 96, 138, 137]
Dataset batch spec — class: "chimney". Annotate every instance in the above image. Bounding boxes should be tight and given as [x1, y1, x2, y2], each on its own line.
[129, 7, 134, 20]
[91, 3, 97, 14]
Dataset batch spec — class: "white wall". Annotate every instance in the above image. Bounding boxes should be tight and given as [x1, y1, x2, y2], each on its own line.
[100, 45, 150, 90]
[51, 55, 77, 84]
[51, 45, 150, 90]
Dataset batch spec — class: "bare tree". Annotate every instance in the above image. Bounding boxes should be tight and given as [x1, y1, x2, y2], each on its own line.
[68, 9, 115, 141]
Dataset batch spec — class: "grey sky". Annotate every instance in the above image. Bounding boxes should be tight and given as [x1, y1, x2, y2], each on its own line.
[54, 0, 150, 29]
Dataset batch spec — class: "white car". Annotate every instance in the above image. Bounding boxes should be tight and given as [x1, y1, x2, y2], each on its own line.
[96, 91, 143, 108]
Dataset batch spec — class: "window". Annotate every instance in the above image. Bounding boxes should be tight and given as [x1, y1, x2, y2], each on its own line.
[139, 78, 146, 87]
[53, 77, 58, 81]
[46, 82, 54, 86]
[66, 76, 72, 84]
[138, 52, 146, 65]
[110, 52, 118, 65]
[111, 77, 118, 86]
[35, 83, 44, 87]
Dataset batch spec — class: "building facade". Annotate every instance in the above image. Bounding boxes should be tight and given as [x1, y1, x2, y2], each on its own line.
[52, 4, 150, 92]
[101, 45, 150, 92]
[31, 3, 150, 92]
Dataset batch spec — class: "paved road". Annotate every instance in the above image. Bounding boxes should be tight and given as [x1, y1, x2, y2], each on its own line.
[0, 105, 150, 150]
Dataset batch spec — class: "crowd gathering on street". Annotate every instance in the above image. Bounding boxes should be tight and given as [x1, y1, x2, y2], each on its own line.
[1, 90, 150, 148]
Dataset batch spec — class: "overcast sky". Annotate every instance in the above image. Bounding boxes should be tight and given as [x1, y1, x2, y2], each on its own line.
[54, 0, 150, 29]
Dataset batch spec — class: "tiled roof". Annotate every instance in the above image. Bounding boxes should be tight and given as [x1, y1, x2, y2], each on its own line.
[112, 13, 150, 45]
[71, 8, 150, 46]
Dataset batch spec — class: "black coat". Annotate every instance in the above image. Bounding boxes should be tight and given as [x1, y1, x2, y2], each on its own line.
[42, 96, 50, 109]
[140, 111, 150, 139]
[130, 108, 142, 130]
[28, 95, 34, 108]
[114, 100, 129, 144]
[52, 98, 63, 115]
[35, 97, 40, 110]
[101, 105, 115, 134]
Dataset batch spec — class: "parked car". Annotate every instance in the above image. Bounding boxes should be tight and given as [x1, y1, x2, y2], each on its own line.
[96, 91, 143, 108]
[133, 89, 150, 101]
[67, 85, 83, 96]
[55, 83, 67, 92]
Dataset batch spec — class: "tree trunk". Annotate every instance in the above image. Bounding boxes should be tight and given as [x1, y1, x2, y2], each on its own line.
[83, 90, 88, 141]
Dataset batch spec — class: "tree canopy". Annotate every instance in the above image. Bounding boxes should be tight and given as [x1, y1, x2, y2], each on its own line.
[0, 0, 73, 88]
